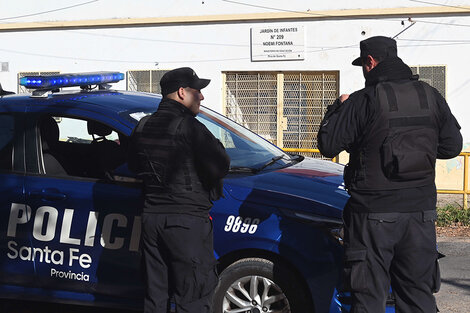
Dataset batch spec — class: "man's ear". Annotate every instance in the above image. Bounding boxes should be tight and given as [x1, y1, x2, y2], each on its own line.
[366, 55, 379, 69]
[176, 87, 186, 100]
[363, 55, 379, 72]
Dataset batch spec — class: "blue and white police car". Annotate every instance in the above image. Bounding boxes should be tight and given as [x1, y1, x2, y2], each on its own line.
[0, 72, 393, 313]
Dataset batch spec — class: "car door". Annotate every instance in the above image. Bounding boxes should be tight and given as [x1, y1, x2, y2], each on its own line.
[0, 112, 37, 289]
[21, 110, 144, 305]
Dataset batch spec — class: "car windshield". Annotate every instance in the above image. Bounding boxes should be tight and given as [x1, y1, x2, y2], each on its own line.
[197, 107, 292, 170]
[124, 106, 293, 171]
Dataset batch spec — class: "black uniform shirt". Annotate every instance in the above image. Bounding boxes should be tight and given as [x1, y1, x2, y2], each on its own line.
[128, 98, 230, 216]
[318, 58, 462, 213]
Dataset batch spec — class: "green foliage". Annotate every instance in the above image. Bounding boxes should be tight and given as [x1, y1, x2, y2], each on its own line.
[436, 204, 470, 227]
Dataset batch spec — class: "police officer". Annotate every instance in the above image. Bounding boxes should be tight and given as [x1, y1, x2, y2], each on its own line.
[318, 36, 462, 313]
[128, 67, 230, 313]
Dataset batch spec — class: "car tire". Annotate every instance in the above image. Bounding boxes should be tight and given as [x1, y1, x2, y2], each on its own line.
[213, 257, 313, 313]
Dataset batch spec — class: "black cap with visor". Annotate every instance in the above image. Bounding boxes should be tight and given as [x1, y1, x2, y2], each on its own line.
[160, 67, 210, 96]
[352, 36, 398, 66]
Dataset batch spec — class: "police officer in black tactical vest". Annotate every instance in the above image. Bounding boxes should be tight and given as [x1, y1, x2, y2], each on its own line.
[318, 36, 462, 313]
[128, 67, 230, 313]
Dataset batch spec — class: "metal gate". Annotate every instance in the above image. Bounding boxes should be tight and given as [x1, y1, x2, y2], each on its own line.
[410, 65, 446, 98]
[223, 71, 339, 157]
[127, 70, 169, 94]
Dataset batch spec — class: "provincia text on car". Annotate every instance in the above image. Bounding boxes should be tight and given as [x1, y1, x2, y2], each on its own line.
[0, 72, 395, 313]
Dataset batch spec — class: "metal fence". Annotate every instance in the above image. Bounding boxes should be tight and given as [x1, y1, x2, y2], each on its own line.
[438, 152, 469, 209]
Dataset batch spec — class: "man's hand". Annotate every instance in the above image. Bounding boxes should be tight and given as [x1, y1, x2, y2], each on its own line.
[339, 94, 350, 103]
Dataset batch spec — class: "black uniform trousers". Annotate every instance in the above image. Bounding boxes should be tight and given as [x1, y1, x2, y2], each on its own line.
[141, 213, 218, 313]
[343, 206, 441, 313]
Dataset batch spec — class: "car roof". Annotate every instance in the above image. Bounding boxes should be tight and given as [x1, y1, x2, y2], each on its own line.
[0, 89, 161, 113]
[0, 89, 162, 132]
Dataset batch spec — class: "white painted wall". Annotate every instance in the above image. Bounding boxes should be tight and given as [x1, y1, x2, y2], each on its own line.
[1, 1, 469, 146]
[3, 0, 463, 21]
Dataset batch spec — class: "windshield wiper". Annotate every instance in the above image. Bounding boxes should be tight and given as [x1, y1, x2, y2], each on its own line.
[229, 166, 256, 173]
[253, 155, 286, 173]
[230, 154, 294, 174]
[288, 153, 305, 163]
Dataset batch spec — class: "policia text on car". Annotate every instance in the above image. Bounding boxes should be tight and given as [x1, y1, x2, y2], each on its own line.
[318, 36, 462, 313]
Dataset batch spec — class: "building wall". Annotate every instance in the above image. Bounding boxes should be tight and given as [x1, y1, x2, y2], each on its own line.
[1, 1, 469, 148]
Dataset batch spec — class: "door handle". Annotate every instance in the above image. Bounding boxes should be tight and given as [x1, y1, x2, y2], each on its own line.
[29, 188, 67, 201]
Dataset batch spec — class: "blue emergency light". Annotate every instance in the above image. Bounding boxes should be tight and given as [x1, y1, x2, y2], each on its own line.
[19, 72, 124, 90]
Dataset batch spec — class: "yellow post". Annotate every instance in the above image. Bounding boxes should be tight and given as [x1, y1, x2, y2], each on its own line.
[464, 153, 468, 210]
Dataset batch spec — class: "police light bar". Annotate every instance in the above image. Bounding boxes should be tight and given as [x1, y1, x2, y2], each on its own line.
[19, 72, 124, 90]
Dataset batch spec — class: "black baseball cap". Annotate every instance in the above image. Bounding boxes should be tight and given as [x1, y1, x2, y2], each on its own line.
[160, 67, 210, 96]
[352, 36, 398, 66]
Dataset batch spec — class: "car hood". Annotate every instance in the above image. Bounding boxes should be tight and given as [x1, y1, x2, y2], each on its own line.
[224, 157, 349, 220]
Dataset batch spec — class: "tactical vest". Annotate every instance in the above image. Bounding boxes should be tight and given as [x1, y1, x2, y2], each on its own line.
[133, 109, 207, 197]
[345, 80, 439, 191]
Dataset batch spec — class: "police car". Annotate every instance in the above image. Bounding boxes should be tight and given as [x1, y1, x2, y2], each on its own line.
[0, 72, 393, 313]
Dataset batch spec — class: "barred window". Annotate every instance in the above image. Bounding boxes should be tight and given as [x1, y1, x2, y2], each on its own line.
[127, 70, 169, 94]
[410, 65, 446, 99]
[223, 71, 339, 158]
[1, 62, 8, 72]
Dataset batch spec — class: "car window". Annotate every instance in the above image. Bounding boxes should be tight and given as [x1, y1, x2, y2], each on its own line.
[0, 114, 14, 172]
[38, 115, 131, 179]
[56, 117, 120, 143]
[196, 109, 290, 169]
[123, 106, 291, 170]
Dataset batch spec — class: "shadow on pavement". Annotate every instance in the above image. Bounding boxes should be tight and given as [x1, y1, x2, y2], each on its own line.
[441, 278, 470, 293]
[0, 299, 140, 313]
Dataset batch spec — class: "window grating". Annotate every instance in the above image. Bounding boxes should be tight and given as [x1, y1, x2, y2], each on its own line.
[410, 65, 446, 99]
[283, 73, 338, 158]
[127, 70, 169, 94]
[225, 73, 278, 144]
[224, 71, 339, 158]
[1, 62, 8, 72]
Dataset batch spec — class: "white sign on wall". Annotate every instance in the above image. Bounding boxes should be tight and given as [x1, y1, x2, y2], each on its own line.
[251, 26, 305, 61]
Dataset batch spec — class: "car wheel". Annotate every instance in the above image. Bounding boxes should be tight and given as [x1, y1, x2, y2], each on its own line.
[213, 258, 313, 313]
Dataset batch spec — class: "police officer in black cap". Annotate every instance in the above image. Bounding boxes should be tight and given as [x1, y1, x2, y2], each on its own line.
[318, 36, 462, 312]
[129, 67, 230, 313]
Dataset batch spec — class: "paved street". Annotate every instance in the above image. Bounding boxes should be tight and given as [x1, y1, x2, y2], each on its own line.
[435, 237, 470, 312]
[0, 300, 135, 313]
[1, 237, 469, 312]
